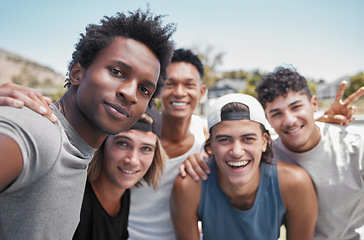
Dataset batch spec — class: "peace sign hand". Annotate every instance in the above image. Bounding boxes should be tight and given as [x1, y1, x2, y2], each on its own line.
[316, 81, 364, 125]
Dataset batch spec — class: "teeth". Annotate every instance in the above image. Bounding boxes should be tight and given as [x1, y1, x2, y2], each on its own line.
[286, 126, 301, 134]
[227, 161, 249, 167]
[171, 102, 187, 106]
[121, 169, 136, 174]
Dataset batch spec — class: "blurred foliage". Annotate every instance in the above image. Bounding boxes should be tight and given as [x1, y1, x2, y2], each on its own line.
[190, 43, 225, 88]
[345, 72, 364, 98]
[223, 70, 248, 79]
[306, 78, 318, 95]
[49, 89, 66, 102]
[241, 69, 263, 97]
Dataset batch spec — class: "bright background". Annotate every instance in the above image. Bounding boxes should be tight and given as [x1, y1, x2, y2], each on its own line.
[0, 0, 363, 82]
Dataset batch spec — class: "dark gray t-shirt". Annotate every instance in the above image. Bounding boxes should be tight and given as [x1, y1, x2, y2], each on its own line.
[0, 104, 96, 239]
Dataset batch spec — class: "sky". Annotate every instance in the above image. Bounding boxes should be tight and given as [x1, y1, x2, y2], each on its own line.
[0, 0, 363, 83]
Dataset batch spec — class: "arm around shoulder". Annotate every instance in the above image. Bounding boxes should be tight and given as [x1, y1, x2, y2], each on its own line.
[277, 161, 318, 240]
[0, 134, 23, 192]
[170, 174, 202, 240]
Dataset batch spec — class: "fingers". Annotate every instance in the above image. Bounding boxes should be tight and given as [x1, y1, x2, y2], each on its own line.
[0, 83, 57, 123]
[183, 160, 202, 181]
[343, 116, 355, 125]
[179, 163, 187, 178]
[179, 153, 211, 182]
[0, 97, 24, 108]
[343, 86, 364, 106]
[317, 114, 346, 125]
[334, 81, 347, 103]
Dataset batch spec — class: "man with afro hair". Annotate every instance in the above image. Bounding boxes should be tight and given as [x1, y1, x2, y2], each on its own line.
[0, 8, 174, 239]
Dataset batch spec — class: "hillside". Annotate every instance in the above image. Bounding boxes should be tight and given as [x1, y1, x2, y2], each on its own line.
[0, 48, 65, 96]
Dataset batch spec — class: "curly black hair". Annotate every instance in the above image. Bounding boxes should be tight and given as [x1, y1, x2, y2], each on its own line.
[65, 8, 176, 102]
[171, 48, 204, 79]
[255, 66, 312, 109]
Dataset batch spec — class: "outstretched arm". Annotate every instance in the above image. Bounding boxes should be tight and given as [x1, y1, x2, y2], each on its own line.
[0, 83, 57, 123]
[170, 175, 201, 240]
[278, 161, 318, 240]
[316, 81, 364, 125]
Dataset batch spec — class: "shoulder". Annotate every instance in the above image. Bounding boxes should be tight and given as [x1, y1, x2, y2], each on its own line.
[277, 161, 312, 192]
[174, 174, 201, 193]
[172, 174, 202, 204]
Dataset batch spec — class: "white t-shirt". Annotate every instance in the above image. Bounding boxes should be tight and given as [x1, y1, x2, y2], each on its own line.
[273, 121, 364, 239]
[128, 115, 206, 240]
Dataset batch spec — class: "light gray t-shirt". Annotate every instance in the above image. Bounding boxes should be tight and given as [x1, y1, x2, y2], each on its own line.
[274, 121, 364, 240]
[0, 105, 96, 239]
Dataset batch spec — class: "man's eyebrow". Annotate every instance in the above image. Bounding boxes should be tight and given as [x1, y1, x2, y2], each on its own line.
[114, 60, 132, 70]
[215, 134, 231, 139]
[269, 108, 280, 114]
[269, 100, 302, 114]
[114, 60, 156, 89]
[288, 100, 302, 106]
[145, 79, 156, 90]
[113, 135, 131, 141]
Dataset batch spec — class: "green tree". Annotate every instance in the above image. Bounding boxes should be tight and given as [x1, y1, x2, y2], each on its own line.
[242, 69, 263, 97]
[306, 78, 318, 95]
[190, 44, 225, 88]
[223, 70, 248, 80]
[345, 72, 364, 98]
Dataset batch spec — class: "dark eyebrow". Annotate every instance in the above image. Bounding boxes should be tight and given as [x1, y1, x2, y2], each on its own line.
[289, 100, 302, 107]
[144, 79, 157, 91]
[114, 60, 132, 70]
[215, 133, 257, 139]
[113, 60, 156, 90]
[215, 134, 231, 139]
[113, 135, 131, 141]
[114, 134, 156, 147]
[269, 100, 302, 114]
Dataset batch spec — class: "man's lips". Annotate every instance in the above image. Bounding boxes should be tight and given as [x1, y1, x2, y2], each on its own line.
[226, 160, 250, 168]
[105, 102, 130, 118]
[118, 167, 138, 174]
[170, 101, 188, 107]
[284, 125, 303, 134]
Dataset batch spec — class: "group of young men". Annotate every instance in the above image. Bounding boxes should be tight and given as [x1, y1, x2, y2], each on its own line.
[0, 7, 363, 240]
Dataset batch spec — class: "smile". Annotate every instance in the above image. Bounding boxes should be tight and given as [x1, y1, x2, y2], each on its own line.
[171, 102, 187, 106]
[284, 125, 303, 134]
[118, 167, 137, 174]
[226, 160, 249, 167]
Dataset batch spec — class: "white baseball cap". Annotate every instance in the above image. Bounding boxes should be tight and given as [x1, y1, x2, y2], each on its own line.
[207, 93, 268, 131]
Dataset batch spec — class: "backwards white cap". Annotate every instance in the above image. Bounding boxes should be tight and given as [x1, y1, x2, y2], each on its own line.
[207, 93, 267, 131]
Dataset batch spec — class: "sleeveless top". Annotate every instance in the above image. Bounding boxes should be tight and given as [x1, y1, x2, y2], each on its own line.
[128, 115, 206, 240]
[198, 161, 286, 240]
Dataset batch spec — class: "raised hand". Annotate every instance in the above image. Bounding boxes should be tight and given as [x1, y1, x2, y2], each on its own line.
[0, 83, 57, 123]
[316, 81, 364, 125]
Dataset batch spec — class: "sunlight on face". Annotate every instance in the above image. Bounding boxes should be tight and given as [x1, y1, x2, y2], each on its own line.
[102, 129, 157, 189]
[209, 119, 267, 188]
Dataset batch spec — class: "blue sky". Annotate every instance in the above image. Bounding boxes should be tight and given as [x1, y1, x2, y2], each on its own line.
[0, 0, 363, 82]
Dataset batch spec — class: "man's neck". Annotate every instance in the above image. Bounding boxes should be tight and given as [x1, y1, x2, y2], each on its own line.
[91, 177, 125, 217]
[161, 114, 194, 158]
[57, 89, 107, 148]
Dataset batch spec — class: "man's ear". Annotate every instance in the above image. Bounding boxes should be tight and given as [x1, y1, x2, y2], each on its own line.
[199, 84, 207, 103]
[68, 62, 84, 86]
[311, 95, 319, 112]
